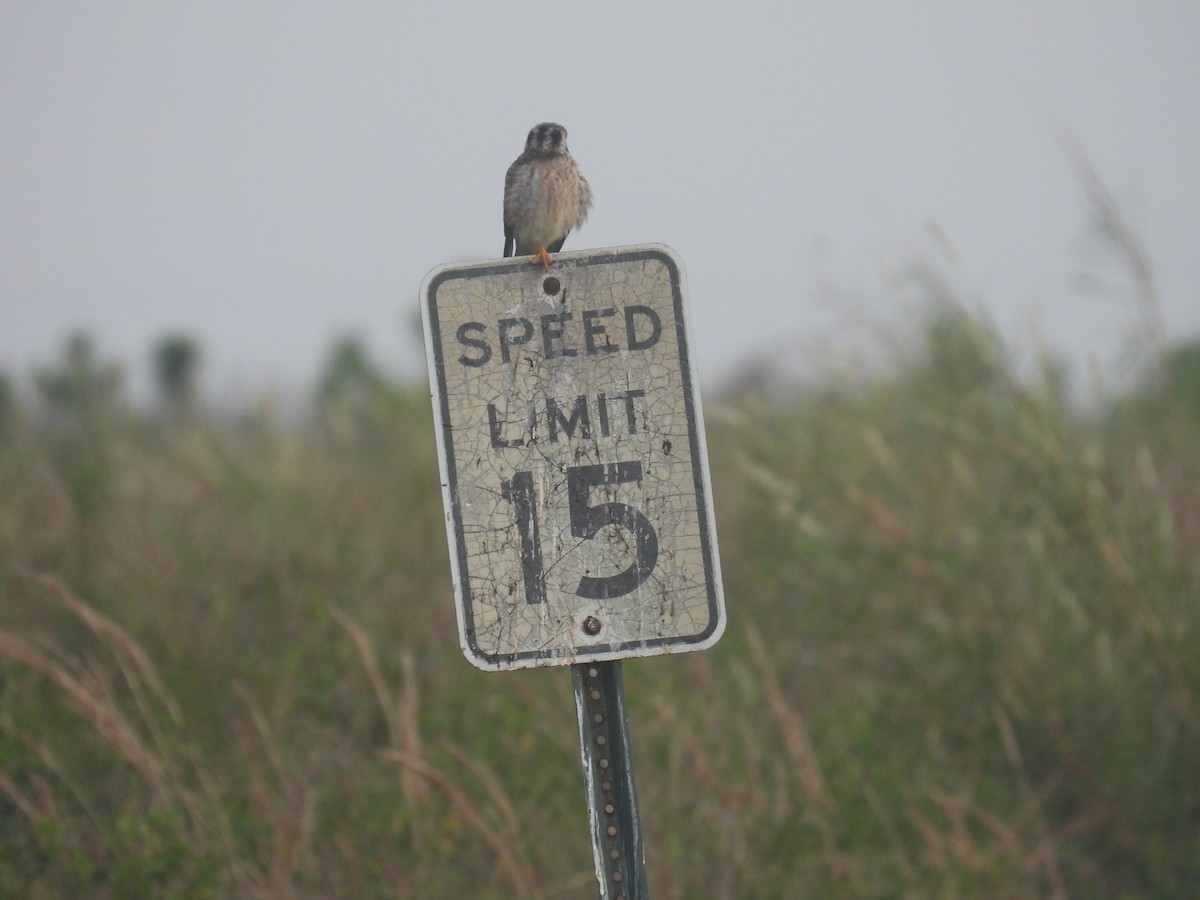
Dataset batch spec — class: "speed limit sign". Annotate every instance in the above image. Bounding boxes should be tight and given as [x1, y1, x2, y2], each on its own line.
[421, 244, 725, 671]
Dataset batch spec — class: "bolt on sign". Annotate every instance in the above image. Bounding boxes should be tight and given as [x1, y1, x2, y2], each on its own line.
[421, 244, 725, 671]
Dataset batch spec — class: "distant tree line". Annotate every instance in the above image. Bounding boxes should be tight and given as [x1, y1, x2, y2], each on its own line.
[0, 329, 411, 431]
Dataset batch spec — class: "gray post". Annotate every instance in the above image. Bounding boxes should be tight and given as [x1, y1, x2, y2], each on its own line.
[572, 661, 649, 899]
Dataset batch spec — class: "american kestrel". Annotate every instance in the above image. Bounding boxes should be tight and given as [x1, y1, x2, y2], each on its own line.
[503, 122, 593, 271]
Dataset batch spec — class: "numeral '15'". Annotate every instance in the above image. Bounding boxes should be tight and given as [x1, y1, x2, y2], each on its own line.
[501, 462, 659, 606]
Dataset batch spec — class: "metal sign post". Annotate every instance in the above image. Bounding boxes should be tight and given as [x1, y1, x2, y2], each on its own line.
[421, 244, 724, 896]
[574, 661, 648, 899]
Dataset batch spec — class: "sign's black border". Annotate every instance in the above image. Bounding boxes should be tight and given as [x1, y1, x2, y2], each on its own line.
[425, 246, 723, 668]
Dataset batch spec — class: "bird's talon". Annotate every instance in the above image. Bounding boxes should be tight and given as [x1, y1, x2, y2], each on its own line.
[531, 248, 553, 271]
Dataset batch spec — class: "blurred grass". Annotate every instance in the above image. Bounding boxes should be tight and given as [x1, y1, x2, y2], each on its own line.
[1, 308, 1197, 898]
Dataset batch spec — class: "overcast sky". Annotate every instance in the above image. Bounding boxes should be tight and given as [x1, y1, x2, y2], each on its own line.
[3, 3, 1198, 404]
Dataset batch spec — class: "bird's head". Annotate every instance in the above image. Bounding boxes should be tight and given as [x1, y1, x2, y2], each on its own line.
[525, 122, 568, 154]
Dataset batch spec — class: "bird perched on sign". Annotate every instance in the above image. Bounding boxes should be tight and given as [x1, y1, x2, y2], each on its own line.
[503, 122, 593, 271]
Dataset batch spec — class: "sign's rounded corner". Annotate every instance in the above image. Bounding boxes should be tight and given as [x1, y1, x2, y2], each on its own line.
[460, 638, 502, 672]
[699, 608, 728, 648]
[419, 262, 458, 304]
[640, 241, 680, 259]
[639, 242, 683, 270]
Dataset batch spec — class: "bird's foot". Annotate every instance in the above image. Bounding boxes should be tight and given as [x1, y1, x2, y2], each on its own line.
[530, 247, 553, 271]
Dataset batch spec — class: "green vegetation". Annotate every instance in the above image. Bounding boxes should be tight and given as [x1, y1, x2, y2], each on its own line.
[153, 335, 201, 421]
[1, 312, 1197, 898]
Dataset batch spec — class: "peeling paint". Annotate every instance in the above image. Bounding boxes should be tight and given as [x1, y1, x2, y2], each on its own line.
[422, 245, 725, 671]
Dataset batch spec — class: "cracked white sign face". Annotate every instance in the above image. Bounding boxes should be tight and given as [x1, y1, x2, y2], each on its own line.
[421, 244, 725, 671]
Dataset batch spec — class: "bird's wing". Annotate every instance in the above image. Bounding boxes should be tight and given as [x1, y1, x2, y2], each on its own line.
[502, 158, 521, 258]
[548, 234, 568, 254]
